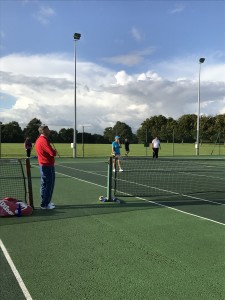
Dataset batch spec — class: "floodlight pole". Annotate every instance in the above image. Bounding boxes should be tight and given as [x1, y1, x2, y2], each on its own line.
[196, 58, 205, 156]
[73, 33, 81, 158]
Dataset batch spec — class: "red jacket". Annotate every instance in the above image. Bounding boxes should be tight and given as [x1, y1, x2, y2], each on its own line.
[35, 135, 56, 166]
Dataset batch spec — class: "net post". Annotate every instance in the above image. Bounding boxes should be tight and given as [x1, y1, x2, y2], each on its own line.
[107, 156, 112, 200]
[25, 158, 34, 209]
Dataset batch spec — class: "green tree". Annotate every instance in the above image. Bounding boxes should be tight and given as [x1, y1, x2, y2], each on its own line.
[200, 115, 216, 142]
[92, 134, 108, 144]
[177, 114, 196, 142]
[58, 128, 73, 143]
[3, 113, 225, 145]
[160, 117, 177, 142]
[104, 122, 133, 143]
[213, 114, 225, 143]
[136, 115, 168, 143]
[0, 123, 6, 142]
[1, 122, 23, 142]
[214, 114, 225, 134]
[136, 124, 151, 145]
[50, 130, 59, 143]
[112, 121, 133, 142]
[23, 118, 42, 143]
[103, 127, 114, 143]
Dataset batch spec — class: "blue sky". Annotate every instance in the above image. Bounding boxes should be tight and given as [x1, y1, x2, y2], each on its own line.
[0, 0, 225, 134]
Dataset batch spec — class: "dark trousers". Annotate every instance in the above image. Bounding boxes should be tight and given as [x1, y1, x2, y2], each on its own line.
[153, 148, 159, 158]
[26, 149, 31, 157]
[39, 166, 55, 207]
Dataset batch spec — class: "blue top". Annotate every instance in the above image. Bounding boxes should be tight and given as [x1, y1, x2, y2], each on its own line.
[112, 141, 121, 155]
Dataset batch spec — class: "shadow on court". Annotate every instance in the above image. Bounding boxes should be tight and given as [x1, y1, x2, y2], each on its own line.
[1, 194, 224, 226]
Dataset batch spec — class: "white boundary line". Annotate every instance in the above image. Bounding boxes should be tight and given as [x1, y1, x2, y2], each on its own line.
[33, 164, 225, 226]
[135, 196, 225, 226]
[55, 170, 106, 188]
[0, 239, 33, 300]
[55, 169, 225, 227]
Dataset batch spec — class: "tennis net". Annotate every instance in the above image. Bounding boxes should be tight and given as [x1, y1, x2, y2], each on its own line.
[112, 157, 225, 198]
[0, 159, 33, 207]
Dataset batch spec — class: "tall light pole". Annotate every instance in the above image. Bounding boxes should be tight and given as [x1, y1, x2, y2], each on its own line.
[196, 57, 205, 156]
[73, 33, 81, 158]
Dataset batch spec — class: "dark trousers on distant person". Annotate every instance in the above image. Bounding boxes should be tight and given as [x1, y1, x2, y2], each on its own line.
[125, 147, 129, 156]
[39, 166, 55, 208]
[26, 149, 31, 157]
[152, 148, 159, 159]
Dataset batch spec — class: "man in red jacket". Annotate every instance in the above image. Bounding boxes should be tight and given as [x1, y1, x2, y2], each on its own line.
[36, 125, 57, 210]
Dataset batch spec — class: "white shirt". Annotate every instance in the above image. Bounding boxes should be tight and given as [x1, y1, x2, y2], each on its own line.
[152, 138, 160, 148]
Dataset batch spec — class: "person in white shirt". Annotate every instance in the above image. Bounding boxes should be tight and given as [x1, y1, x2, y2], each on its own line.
[151, 137, 161, 159]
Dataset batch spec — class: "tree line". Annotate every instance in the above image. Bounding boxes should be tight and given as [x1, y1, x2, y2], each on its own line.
[1, 114, 225, 144]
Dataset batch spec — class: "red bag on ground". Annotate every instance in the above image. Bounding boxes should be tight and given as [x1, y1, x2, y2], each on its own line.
[0, 197, 33, 217]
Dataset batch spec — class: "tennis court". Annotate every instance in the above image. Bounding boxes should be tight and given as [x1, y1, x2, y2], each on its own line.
[0, 156, 225, 300]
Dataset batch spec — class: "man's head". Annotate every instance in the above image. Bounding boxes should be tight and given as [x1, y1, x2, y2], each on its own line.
[115, 135, 120, 141]
[38, 125, 50, 137]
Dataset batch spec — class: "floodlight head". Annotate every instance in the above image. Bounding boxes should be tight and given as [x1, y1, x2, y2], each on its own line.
[74, 33, 81, 40]
[199, 58, 205, 63]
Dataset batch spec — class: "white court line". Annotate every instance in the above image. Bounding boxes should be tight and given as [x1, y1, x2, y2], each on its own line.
[115, 177, 225, 206]
[56, 164, 107, 177]
[0, 239, 33, 300]
[33, 165, 225, 226]
[55, 170, 106, 189]
[33, 164, 107, 188]
[135, 196, 225, 227]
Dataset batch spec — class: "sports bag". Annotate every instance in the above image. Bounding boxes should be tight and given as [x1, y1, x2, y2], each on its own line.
[0, 197, 33, 217]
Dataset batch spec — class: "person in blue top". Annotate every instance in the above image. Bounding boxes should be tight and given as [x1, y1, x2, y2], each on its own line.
[112, 136, 123, 172]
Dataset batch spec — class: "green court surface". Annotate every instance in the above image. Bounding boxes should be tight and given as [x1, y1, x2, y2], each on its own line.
[0, 157, 225, 300]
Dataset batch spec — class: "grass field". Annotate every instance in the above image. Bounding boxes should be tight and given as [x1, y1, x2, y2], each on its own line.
[1, 142, 225, 158]
[0, 156, 225, 299]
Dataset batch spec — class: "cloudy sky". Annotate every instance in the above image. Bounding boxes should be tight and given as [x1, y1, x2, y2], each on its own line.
[0, 0, 225, 134]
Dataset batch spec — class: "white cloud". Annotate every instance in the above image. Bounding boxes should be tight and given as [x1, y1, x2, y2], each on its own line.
[131, 26, 143, 41]
[156, 56, 225, 82]
[33, 5, 56, 24]
[102, 47, 155, 67]
[168, 3, 185, 14]
[115, 71, 133, 85]
[0, 53, 224, 134]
